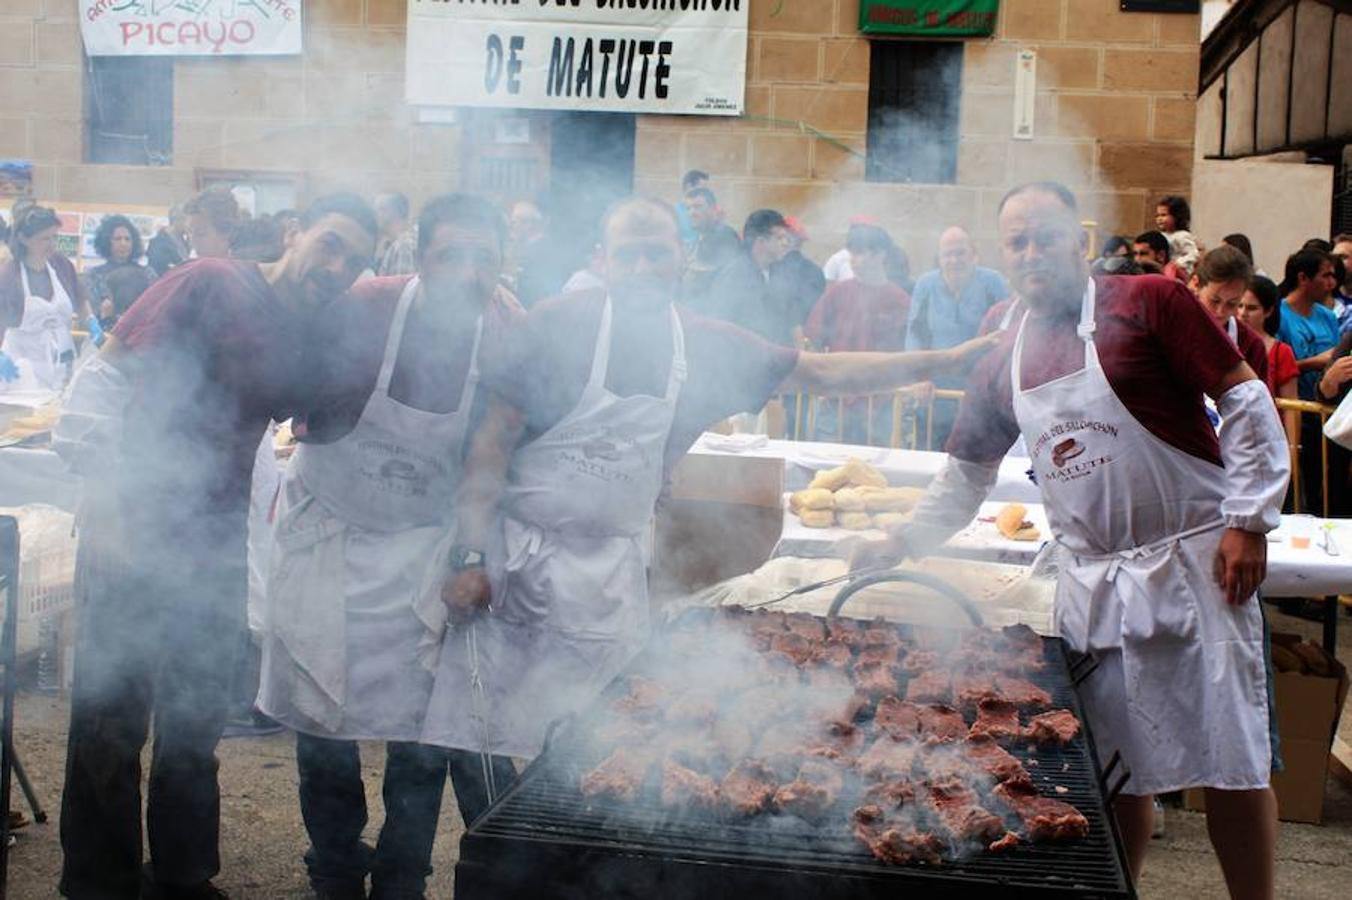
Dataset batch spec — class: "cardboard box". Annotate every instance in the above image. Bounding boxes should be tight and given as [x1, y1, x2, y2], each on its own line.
[1185, 634, 1349, 824]
[653, 454, 784, 597]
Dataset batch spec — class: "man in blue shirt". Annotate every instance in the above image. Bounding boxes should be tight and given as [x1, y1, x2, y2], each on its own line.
[1276, 247, 1341, 513]
[904, 226, 1009, 447]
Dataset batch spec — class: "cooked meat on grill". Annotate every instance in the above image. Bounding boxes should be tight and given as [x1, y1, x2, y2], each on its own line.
[785, 612, 827, 641]
[1000, 646, 1047, 674]
[612, 677, 667, 721]
[989, 830, 1021, 852]
[925, 781, 1007, 844]
[827, 616, 864, 647]
[1023, 709, 1082, 746]
[994, 675, 1052, 709]
[769, 631, 819, 667]
[952, 671, 999, 710]
[815, 640, 855, 669]
[835, 691, 872, 727]
[969, 698, 1022, 742]
[919, 744, 984, 785]
[661, 760, 720, 813]
[855, 662, 900, 698]
[964, 735, 1028, 783]
[594, 716, 658, 748]
[899, 648, 939, 675]
[773, 759, 844, 821]
[853, 819, 945, 866]
[806, 720, 866, 762]
[993, 777, 1090, 842]
[863, 778, 918, 810]
[720, 759, 779, 816]
[916, 704, 968, 742]
[857, 736, 920, 780]
[667, 693, 719, 727]
[857, 644, 904, 669]
[904, 669, 951, 704]
[874, 697, 921, 740]
[581, 748, 653, 804]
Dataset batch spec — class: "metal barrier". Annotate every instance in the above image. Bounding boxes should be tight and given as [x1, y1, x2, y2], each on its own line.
[786, 382, 937, 449]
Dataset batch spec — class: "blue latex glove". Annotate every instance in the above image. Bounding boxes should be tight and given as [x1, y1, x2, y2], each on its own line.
[86, 315, 106, 348]
[0, 351, 18, 383]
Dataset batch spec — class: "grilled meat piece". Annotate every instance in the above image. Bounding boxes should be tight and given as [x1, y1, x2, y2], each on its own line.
[863, 779, 917, 810]
[920, 745, 984, 785]
[857, 736, 920, 780]
[769, 631, 819, 667]
[899, 648, 939, 675]
[1023, 709, 1081, 746]
[581, 748, 653, 804]
[994, 675, 1051, 709]
[855, 662, 900, 698]
[874, 697, 921, 740]
[773, 759, 844, 821]
[612, 676, 667, 721]
[904, 670, 952, 704]
[594, 716, 658, 748]
[994, 777, 1089, 842]
[806, 720, 867, 761]
[661, 760, 720, 813]
[827, 616, 865, 647]
[916, 704, 967, 742]
[667, 693, 719, 727]
[834, 691, 872, 727]
[952, 671, 999, 710]
[969, 698, 1022, 742]
[719, 760, 779, 816]
[853, 820, 944, 866]
[1000, 646, 1047, 674]
[857, 644, 904, 669]
[785, 612, 826, 641]
[815, 640, 855, 670]
[989, 831, 1021, 852]
[926, 782, 1006, 844]
[964, 735, 1028, 783]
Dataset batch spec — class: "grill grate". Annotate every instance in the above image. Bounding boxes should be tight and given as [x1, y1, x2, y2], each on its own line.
[456, 619, 1136, 900]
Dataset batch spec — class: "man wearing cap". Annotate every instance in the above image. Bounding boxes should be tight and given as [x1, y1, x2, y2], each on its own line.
[770, 216, 826, 348]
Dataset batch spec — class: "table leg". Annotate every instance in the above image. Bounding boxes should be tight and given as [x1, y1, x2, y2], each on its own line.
[1324, 595, 1339, 656]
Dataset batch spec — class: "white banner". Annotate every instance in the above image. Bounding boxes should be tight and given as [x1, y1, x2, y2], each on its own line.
[79, 0, 303, 57]
[405, 0, 748, 116]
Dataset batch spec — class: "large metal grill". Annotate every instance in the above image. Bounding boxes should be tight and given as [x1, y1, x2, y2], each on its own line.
[455, 575, 1136, 899]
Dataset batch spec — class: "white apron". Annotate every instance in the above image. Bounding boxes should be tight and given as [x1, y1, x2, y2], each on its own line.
[1012, 281, 1270, 795]
[2, 262, 75, 392]
[422, 298, 686, 758]
[258, 277, 483, 739]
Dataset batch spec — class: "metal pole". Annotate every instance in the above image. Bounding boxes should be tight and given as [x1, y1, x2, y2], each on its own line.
[1, 515, 20, 898]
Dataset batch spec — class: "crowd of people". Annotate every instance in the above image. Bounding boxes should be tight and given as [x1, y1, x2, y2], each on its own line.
[0, 172, 1344, 900]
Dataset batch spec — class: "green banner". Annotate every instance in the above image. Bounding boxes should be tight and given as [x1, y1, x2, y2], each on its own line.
[859, 1, 1000, 37]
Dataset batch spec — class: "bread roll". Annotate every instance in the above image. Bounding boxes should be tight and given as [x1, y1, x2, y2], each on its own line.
[789, 488, 835, 513]
[872, 512, 913, 531]
[863, 486, 926, 513]
[843, 457, 888, 488]
[833, 487, 874, 512]
[809, 466, 850, 492]
[837, 511, 874, 531]
[798, 509, 835, 529]
[995, 503, 1040, 541]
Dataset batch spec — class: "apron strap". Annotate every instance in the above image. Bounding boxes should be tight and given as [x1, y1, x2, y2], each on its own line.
[584, 298, 614, 393]
[1227, 316, 1238, 345]
[374, 276, 421, 396]
[664, 305, 687, 401]
[1011, 278, 1099, 394]
[459, 316, 484, 414]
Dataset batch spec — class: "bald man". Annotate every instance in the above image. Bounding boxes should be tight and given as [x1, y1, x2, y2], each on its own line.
[420, 196, 996, 761]
[905, 225, 1009, 445]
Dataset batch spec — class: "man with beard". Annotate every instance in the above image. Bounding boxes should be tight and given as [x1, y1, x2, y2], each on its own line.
[256, 195, 520, 900]
[419, 196, 994, 761]
[53, 194, 378, 900]
[859, 182, 1287, 900]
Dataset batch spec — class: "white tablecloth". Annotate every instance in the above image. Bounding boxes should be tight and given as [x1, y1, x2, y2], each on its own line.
[777, 498, 1352, 599]
[688, 434, 1041, 503]
[0, 447, 79, 511]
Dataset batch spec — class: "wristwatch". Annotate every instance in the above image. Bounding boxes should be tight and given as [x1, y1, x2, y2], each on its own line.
[448, 545, 486, 572]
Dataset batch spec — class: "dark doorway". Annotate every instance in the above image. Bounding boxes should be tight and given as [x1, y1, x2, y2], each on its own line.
[548, 111, 637, 274]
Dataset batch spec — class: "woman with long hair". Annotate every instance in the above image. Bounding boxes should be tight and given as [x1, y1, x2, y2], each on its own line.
[0, 205, 89, 390]
[84, 213, 154, 328]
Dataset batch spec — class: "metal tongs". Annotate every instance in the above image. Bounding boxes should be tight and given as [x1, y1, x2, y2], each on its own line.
[744, 564, 893, 610]
[828, 569, 985, 627]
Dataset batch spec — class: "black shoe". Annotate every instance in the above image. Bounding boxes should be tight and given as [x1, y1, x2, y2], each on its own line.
[311, 879, 367, 900]
[140, 880, 230, 900]
[369, 890, 423, 900]
[221, 709, 284, 739]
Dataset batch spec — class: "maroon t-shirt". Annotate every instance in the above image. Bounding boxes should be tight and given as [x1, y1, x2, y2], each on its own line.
[112, 258, 312, 519]
[483, 289, 800, 474]
[297, 276, 522, 445]
[948, 275, 1244, 466]
[803, 278, 910, 352]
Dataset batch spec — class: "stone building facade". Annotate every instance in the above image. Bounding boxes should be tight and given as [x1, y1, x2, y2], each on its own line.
[0, 0, 1199, 262]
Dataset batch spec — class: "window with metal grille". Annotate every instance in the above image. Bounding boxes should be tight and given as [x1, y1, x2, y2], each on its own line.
[866, 41, 961, 185]
[83, 55, 173, 166]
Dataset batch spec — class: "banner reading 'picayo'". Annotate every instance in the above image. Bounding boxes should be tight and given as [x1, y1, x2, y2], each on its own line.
[79, 0, 303, 57]
[405, 0, 748, 116]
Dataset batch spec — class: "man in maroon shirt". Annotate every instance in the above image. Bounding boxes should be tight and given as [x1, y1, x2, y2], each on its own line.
[53, 194, 377, 900]
[862, 183, 1288, 900]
